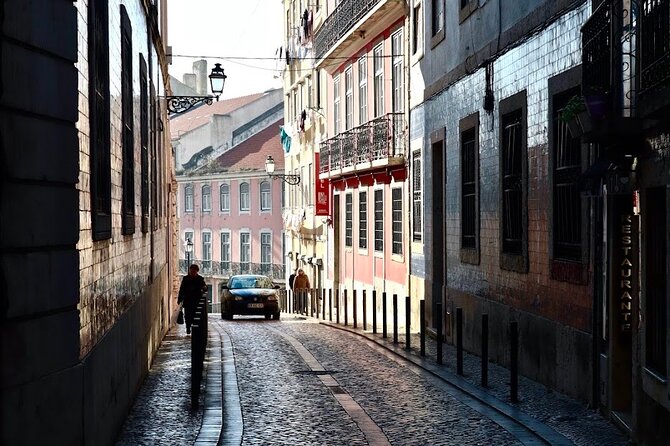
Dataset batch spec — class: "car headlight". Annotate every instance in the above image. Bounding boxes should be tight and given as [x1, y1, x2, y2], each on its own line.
[234, 296, 244, 301]
[267, 294, 278, 301]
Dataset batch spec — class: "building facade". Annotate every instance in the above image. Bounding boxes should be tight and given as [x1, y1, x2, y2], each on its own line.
[288, 0, 411, 323]
[1, 1, 176, 445]
[172, 91, 286, 308]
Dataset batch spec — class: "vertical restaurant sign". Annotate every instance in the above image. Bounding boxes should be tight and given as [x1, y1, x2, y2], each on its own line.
[315, 152, 330, 216]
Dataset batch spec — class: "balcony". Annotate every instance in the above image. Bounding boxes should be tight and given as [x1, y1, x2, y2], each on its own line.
[639, 0, 670, 115]
[179, 259, 286, 281]
[314, 0, 404, 63]
[319, 112, 405, 178]
[581, 0, 612, 111]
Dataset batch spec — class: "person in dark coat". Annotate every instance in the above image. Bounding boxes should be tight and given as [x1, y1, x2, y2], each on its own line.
[178, 264, 207, 334]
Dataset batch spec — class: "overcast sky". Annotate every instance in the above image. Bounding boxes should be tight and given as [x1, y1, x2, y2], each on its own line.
[167, 0, 284, 99]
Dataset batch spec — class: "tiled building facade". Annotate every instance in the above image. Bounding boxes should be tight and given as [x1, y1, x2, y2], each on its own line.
[1, 1, 176, 445]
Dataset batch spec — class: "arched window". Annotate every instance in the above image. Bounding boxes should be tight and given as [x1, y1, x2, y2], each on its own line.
[220, 183, 230, 212]
[260, 181, 271, 211]
[184, 184, 193, 212]
[202, 185, 211, 212]
[239, 182, 250, 212]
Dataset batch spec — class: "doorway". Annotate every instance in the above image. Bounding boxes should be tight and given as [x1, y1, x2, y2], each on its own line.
[430, 131, 446, 329]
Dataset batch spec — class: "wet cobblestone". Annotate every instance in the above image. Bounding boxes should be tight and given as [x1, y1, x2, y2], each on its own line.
[115, 327, 204, 446]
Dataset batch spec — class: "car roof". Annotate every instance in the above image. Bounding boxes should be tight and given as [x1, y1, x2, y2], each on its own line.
[229, 274, 270, 279]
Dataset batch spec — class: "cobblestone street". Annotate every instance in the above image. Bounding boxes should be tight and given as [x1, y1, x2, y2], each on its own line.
[115, 313, 630, 445]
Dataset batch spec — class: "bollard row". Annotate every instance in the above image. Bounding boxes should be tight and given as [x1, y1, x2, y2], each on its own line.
[191, 294, 209, 410]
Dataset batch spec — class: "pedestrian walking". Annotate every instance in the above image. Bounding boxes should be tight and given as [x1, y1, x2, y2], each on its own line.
[288, 268, 298, 291]
[293, 268, 310, 291]
[178, 264, 207, 334]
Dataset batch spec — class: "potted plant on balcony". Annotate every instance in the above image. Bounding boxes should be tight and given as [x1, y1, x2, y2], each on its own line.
[560, 95, 592, 138]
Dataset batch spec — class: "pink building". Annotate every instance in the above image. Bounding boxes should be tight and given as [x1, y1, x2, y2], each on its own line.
[172, 92, 286, 309]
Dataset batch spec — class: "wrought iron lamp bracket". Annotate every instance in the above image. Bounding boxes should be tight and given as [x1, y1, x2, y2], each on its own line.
[166, 95, 217, 114]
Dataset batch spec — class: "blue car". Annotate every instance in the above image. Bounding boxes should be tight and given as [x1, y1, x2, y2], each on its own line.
[220, 274, 281, 320]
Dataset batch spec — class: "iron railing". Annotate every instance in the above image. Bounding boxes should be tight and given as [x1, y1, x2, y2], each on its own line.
[314, 0, 381, 59]
[319, 113, 405, 175]
[179, 259, 286, 280]
[582, 0, 612, 100]
[640, 0, 670, 95]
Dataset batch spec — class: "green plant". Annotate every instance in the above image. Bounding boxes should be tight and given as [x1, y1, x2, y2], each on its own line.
[559, 95, 586, 122]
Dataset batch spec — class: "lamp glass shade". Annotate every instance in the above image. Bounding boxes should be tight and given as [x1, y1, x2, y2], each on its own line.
[185, 238, 193, 253]
[209, 63, 227, 95]
[265, 156, 276, 174]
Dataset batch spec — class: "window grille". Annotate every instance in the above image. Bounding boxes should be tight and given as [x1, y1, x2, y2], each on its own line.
[412, 150, 422, 241]
[359, 191, 368, 248]
[392, 188, 403, 255]
[502, 110, 523, 254]
[461, 128, 477, 249]
[374, 189, 384, 251]
[345, 194, 353, 247]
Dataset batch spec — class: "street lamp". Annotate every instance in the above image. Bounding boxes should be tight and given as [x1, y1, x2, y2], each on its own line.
[166, 63, 228, 114]
[185, 237, 193, 266]
[265, 155, 300, 185]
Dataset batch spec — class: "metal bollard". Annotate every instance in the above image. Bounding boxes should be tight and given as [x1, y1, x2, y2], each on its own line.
[482, 314, 489, 387]
[510, 321, 518, 402]
[329, 288, 333, 322]
[405, 295, 411, 350]
[344, 289, 348, 326]
[322, 288, 326, 320]
[420, 299, 426, 357]
[436, 301, 443, 365]
[382, 291, 388, 339]
[393, 294, 398, 344]
[372, 290, 377, 334]
[353, 289, 358, 329]
[457, 307, 463, 375]
[335, 289, 340, 325]
[362, 290, 367, 331]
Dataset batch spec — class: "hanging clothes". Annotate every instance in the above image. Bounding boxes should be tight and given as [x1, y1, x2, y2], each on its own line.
[280, 126, 292, 153]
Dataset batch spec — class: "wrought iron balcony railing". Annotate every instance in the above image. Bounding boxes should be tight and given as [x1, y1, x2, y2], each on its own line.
[582, 0, 612, 101]
[179, 259, 286, 280]
[319, 113, 405, 175]
[314, 0, 381, 60]
[640, 0, 670, 95]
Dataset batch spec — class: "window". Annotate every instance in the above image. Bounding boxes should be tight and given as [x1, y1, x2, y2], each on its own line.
[645, 187, 667, 376]
[308, 163, 313, 206]
[334, 74, 341, 134]
[392, 30, 404, 113]
[260, 181, 272, 211]
[89, 0, 111, 240]
[460, 113, 480, 264]
[261, 232, 272, 275]
[202, 185, 211, 212]
[140, 56, 149, 233]
[345, 66, 353, 130]
[373, 44, 384, 117]
[552, 90, 582, 262]
[412, 3, 423, 55]
[412, 150, 422, 241]
[345, 193, 353, 247]
[220, 231, 231, 271]
[185, 184, 194, 212]
[359, 191, 368, 249]
[150, 82, 158, 231]
[431, 0, 444, 41]
[202, 231, 212, 261]
[184, 231, 194, 259]
[240, 182, 250, 212]
[374, 189, 384, 252]
[358, 56, 368, 125]
[220, 183, 230, 212]
[120, 6, 135, 235]
[392, 188, 403, 255]
[499, 91, 528, 272]
[240, 232, 251, 273]
[459, 0, 478, 22]
[307, 76, 313, 108]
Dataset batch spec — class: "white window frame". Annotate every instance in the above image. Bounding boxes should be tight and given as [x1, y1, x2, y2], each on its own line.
[220, 183, 230, 212]
[184, 184, 193, 213]
[220, 230, 231, 270]
[240, 231, 251, 272]
[239, 182, 250, 212]
[345, 66, 353, 130]
[202, 185, 211, 212]
[391, 187, 403, 255]
[202, 230, 212, 261]
[392, 30, 404, 114]
[260, 231, 272, 267]
[260, 181, 272, 211]
[358, 56, 368, 125]
[373, 44, 384, 118]
[334, 74, 341, 135]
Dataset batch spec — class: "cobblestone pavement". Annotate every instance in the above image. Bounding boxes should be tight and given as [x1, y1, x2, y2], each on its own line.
[115, 326, 204, 446]
[116, 312, 631, 446]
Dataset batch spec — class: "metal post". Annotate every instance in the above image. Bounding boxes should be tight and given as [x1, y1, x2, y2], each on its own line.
[329, 288, 332, 322]
[510, 321, 518, 402]
[372, 290, 377, 334]
[457, 307, 463, 375]
[335, 289, 340, 325]
[362, 290, 367, 331]
[436, 300, 443, 365]
[482, 313, 489, 387]
[420, 299, 426, 357]
[405, 295, 411, 350]
[382, 291, 388, 339]
[344, 288, 348, 326]
[353, 289, 358, 329]
[392, 294, 398, 344]
[322, 288, 326, 320]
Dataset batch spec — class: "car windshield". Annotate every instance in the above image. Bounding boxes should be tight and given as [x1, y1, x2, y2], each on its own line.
[228, 276, 272, 289]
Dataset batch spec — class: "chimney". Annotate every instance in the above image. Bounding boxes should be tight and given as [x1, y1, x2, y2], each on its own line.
[192, 59, 208, 95]
[182, 73, 196, 92]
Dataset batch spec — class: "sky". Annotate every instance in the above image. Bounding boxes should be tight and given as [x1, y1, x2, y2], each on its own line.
[167, 0, 284, 100]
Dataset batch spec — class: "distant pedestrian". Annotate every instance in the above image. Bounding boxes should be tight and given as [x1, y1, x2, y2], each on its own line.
[293, 268, 310, 291]
[178, 264, 207, 334]
[288, 268, 298, 291]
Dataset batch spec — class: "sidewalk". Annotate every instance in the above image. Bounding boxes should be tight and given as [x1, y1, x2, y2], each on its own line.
[320, 318, 631, 446]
